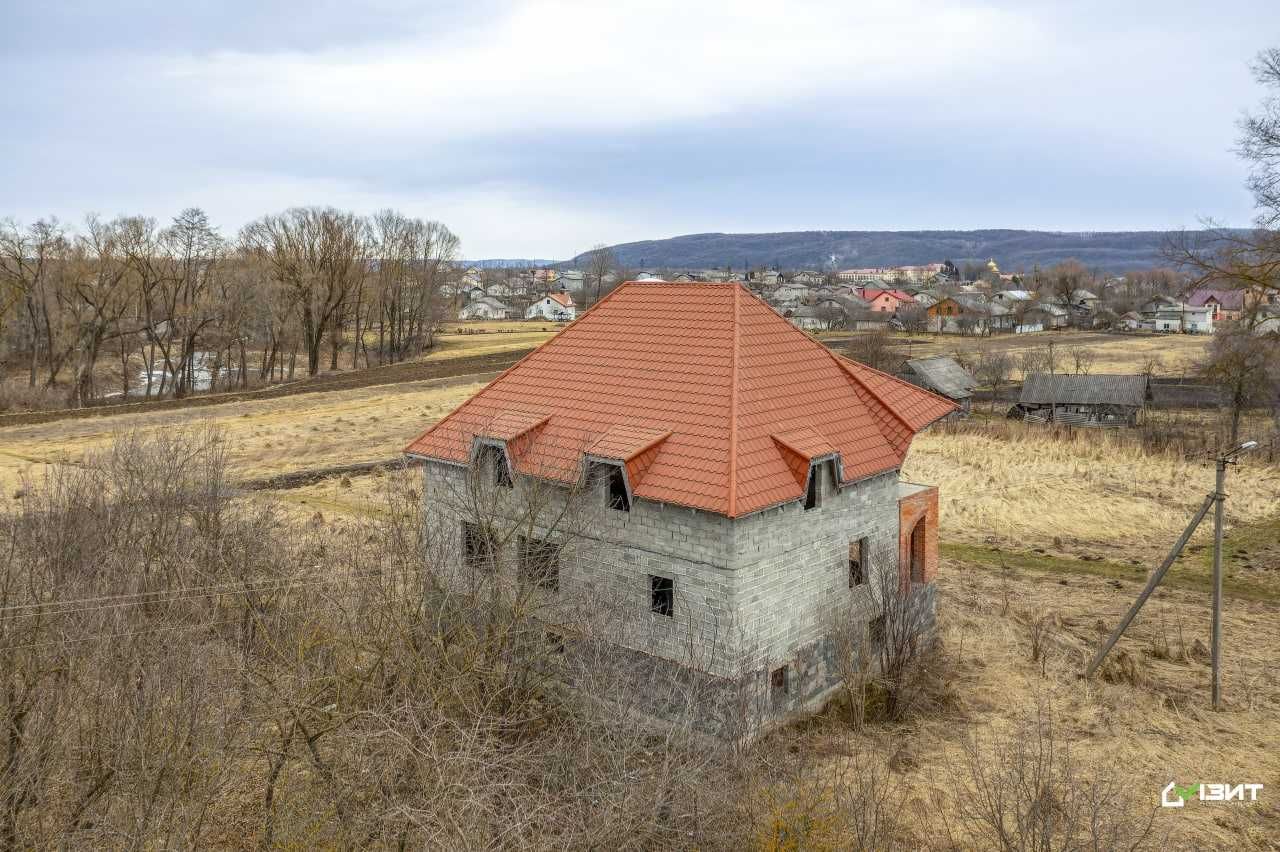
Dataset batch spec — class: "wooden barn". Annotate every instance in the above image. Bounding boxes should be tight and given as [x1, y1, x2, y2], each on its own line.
[899, 355, 977, 417]
[1009, 373, 1151, 427]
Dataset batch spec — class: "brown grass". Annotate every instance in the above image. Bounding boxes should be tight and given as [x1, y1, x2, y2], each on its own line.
[872, 559, 1280, 848]
[820, 329, 1213, 379]
[0, 379, 486, 495]
[901, 423, 1280, 573]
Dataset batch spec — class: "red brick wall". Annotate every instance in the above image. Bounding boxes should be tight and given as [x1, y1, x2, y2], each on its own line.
[898, 485, 939, 588]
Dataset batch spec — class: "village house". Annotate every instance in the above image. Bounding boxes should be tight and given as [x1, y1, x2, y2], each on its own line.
[770, 281, 810, 304]
[405, 282, 955, 735]
[1010, 373, 1151, 427]
[859, 288, 917, 315]
[525, 291, 577, 322]
[898, 356, 977, 417]
[1141, 301, 1215, 334]
[792, 270, 825, 286]
[927, 294, 1012, 335]
[1066, 288, 1100, 311]
[458, 296, 513, 320]
[992, 289, 1034, 305]
[487, 280, 515, 299]
[1033, 302, 1070, 329]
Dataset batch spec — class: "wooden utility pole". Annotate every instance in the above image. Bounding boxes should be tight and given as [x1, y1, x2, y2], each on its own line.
[1085, 440, 1257, 709]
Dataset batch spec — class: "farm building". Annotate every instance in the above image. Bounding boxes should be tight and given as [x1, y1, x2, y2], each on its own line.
[899, 356, 977, 417]
[1009, 373, 1151, 427]
[404, 281, 956, 736]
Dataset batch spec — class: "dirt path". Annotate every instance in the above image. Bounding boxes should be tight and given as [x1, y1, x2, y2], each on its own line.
[0, 348, 532, 429]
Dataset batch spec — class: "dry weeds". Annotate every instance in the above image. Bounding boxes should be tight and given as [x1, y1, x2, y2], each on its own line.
[0, 379, 487, 494]
[877, 559, 1280, 849]
[901, 423, 1280, 569]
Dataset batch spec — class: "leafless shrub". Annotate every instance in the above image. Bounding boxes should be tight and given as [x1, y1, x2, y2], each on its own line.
[826, 545, 939, 726]
[738, 731, 909, 851]
[935, 701, 1162, 851]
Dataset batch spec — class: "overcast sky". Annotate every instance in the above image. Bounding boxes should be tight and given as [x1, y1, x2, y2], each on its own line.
[3, 1, 1275, 259]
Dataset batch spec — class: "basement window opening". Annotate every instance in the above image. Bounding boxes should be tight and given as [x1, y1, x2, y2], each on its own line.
[869, 614, 886, 650]
[650, 575, 674, 617]
[770, 665, 790, 700]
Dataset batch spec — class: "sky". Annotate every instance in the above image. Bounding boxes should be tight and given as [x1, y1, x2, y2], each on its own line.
[2, 0, 1276, 259]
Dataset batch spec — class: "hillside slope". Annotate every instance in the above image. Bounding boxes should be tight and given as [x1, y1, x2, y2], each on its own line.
[568, 229, 1215, 272]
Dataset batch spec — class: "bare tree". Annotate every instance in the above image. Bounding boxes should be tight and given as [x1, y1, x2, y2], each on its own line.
[1065, 344, 1096, 375]
[1199, 320, 1280, 443]
[847, 327, 904, 373]
[241, 208, 367, 376]
[583, 243, 617, 306]
[1240, 47, 1280, 227]
[977, 347, 1014, 412]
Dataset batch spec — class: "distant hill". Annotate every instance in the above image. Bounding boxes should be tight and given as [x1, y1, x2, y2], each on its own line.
[465, 258, 558, 269]
[565, 229, 1211, 273]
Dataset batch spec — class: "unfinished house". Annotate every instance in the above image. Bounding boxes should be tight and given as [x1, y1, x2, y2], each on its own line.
[404, 282, 955, 736]
[1010, 373, 1151, 427]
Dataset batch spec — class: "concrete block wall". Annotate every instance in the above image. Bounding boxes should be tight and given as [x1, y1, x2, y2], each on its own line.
[421, 459, 742, 677]
[730, 466, 901, 717]
[421, 456, 914, 728]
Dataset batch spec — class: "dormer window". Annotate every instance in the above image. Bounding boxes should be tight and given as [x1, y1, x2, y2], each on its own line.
[589, 462, 630, 512]
[478, 444, 512, 488]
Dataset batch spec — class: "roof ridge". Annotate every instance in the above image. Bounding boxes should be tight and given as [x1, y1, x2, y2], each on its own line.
[727, 283, 741, 517]
[833, 356, 918, 444]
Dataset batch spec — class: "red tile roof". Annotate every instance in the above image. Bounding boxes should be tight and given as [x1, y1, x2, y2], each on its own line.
[548, 291, 574, 308]
[861, 288, 917, 304]
[405, 282, 955, 517]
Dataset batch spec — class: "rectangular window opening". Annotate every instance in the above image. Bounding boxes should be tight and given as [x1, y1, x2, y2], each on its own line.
[770, 665, 790, 700]
[518, 535, 560, 591]
[462, 521, 495, 571]
[479, 444, 513, 488]
[803, 466, 820, 511]
[869, 614, 886, 650]
[606, 465, 630, 512]
[650, 575, 673, 617]
[848, 538, 866, 587]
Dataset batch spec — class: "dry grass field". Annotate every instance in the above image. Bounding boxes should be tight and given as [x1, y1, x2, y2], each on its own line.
[901, 422, 1280, 599]
[819, 329, 1214, 380]
[0, 377, 488, 495]
[858, 560, 1280, 849]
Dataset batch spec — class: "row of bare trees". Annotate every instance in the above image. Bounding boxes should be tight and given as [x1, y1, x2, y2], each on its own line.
[0, 207, 459, 408]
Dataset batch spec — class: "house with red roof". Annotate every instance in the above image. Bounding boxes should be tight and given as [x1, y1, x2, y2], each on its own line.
[405, 281, 954, 733]
[525, 290, 576, 321]
[858, 288, 917, 314]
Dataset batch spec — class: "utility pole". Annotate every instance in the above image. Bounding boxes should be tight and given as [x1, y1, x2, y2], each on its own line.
[1085, 440, 1258, 709]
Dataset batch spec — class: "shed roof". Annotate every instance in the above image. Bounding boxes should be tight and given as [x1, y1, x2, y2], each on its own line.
[406, 282, 955, 517]
[903, 356, 978, 400]
[1019, 373, 1150, 407]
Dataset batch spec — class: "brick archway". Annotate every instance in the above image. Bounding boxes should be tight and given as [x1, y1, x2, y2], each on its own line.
[909, 517, 926, 584]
